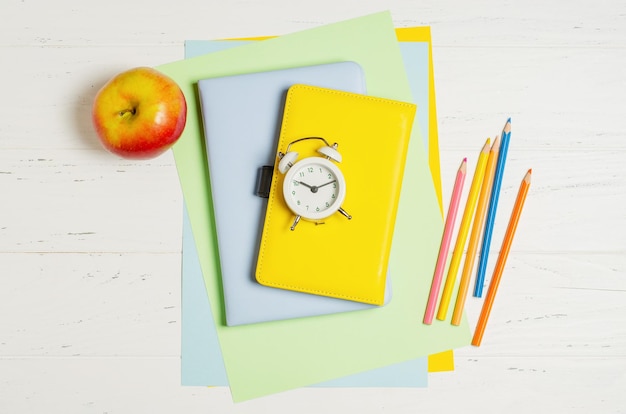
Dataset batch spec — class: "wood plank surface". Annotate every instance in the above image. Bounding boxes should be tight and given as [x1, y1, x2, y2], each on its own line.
[1, 0, 625, 412]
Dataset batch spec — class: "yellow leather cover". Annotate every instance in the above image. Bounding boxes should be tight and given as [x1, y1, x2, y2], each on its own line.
[256, 84, 416, 305]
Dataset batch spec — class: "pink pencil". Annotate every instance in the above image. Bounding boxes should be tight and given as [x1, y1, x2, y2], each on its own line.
[423, 158, 467, 324]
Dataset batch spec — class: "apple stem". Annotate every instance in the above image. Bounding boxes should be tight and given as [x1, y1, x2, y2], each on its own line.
[119, 108, 136, 117]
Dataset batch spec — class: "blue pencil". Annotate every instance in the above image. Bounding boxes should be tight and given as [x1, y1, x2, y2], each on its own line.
[473, 118, 512, 297]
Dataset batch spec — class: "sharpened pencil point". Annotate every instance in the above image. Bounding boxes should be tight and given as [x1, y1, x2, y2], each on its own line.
[491, 135, 501, 151]
[459, 158, 467, 173]
[503, 119, 511, 134]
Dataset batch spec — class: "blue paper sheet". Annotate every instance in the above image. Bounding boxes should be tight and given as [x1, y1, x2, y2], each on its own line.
[181, 39, 431, 388]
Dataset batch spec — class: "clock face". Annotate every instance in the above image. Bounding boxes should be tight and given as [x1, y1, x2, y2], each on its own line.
[282, 157, 346, 220]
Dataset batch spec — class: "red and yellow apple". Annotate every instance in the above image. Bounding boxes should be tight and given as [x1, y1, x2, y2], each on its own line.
[91, 67, 187, 159]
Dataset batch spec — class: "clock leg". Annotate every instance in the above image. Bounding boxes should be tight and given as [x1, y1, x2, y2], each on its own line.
[290, 215, 301, 231]
[338, 207, 352, 220]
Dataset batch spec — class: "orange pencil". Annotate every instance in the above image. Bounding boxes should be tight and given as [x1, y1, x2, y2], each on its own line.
[451, 136, 501, 325]
[472, 169, 532, 346]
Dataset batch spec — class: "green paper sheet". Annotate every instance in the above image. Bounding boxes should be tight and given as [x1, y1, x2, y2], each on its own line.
[158, 11, 471, 402]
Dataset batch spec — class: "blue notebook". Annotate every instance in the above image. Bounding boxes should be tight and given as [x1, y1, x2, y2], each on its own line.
[197, 61, 392, 326]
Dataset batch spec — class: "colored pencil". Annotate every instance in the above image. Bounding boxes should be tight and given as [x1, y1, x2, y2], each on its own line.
[474, 118, 512, 297]
[423, 158, 467, 324]
[472, 169, 532, 346]
[451, 136, 501, 325]
[436, 139, 490, 321]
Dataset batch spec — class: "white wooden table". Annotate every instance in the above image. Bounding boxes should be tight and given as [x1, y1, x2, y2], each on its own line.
[2, 1, 625, 412]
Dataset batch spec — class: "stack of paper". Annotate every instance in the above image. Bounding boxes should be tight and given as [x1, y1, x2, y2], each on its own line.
[158, 12, 470, 402]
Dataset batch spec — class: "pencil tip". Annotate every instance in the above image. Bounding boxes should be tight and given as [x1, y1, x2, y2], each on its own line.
[525, 169, 532, 182]
[483, 138, 491, 150]
[503, 120, 511, 134]
[507, 117, 511, 123]
[463, 157, 467, 162]
[491, 135, 501, 150]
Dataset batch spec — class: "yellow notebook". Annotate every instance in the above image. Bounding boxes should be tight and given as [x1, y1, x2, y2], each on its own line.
[255, 84, 416, 305]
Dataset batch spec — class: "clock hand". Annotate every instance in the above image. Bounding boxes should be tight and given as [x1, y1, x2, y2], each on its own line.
[317, 179, 337, 189]
[297, 180, 313, 189]
[298, 181, 319, 193]
[297, 179, 336, 194]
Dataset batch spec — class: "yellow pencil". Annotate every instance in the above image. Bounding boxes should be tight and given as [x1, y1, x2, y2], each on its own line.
[437, 138, 491, 321]
[451, 136, 501, 325]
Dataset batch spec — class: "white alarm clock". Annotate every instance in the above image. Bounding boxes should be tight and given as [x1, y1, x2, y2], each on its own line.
[277, 137, 352, 230]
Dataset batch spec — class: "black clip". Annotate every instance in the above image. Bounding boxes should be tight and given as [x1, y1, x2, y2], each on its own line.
[255, 165, 274, 198]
